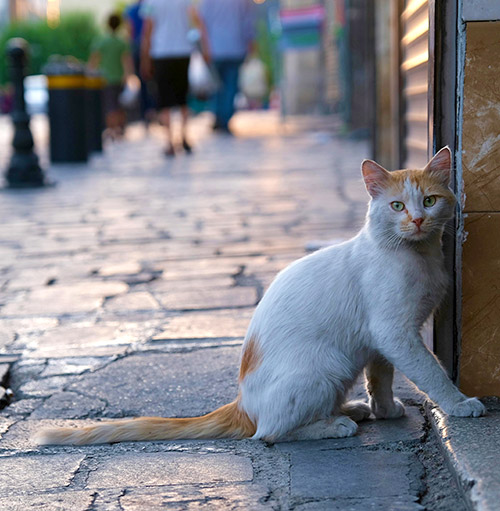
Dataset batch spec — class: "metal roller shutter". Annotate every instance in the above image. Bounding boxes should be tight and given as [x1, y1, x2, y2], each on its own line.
[401, 0, 429, 169]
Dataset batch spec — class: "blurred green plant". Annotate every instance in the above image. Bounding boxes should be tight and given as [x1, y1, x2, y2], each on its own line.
[0, 12, 100, 84]
[256, 19, 276, 93]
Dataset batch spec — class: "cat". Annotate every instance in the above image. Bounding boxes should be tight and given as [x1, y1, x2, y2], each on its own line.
[35, 146, 485, 446]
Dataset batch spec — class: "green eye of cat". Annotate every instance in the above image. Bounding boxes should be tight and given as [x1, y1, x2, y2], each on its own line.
[423, 196, 436, 207]
[391, 201, 405, 212]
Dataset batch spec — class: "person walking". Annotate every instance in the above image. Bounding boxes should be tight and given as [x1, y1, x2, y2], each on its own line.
[89, 13, 133, 140]
[198, 0, 256, 134]
[125, 0, 156, 127]
[140, 0, 194, 156]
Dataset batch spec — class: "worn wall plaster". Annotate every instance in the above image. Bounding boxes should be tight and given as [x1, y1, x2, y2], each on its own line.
[460, 21, 500, 396]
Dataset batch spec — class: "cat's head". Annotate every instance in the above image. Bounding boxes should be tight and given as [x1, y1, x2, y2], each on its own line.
[361, 147, 456, 243]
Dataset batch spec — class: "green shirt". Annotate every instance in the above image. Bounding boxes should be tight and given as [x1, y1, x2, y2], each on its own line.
[92, 34, 129, 85]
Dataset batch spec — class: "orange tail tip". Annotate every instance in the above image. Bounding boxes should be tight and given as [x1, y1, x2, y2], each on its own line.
[34, 401, 256, 446]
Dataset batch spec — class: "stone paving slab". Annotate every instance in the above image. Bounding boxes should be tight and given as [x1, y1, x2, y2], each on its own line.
[148, 276, 236, 293]
[155, 287, 257, 311]
[0, 491, 96, 511]
[119, 484, 272, 511]
[62, 347, 240, 418]
[293, 498, 424, 510]
[29, 391, 107, 420]
[153, 256, 260, 280]
[0, 317, 58, 345]
[0, 453, 85, 494]
[0, 417, 15, 438]
[39, 357, 113, 378]
[1, 281, 129, 316]
[0, 330, 14, 350]
[12, 344, 241, 420]
[104, 292, 161, 312]
[290, 450, 424, 500]
[16, 323, 139, 359]
[152, 309, 253, 341]
[2, 397, 43, 419]
[86, 452, 253, 489]
[19, 375, 79, 398]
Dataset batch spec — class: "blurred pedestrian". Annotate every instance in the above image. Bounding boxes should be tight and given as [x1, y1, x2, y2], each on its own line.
[0, 84, 14, 114]
[198, 0, 256, 133]
[125, 0, 156, 127]
[89, 13, 133, 140]
[140, 0, 195, 156]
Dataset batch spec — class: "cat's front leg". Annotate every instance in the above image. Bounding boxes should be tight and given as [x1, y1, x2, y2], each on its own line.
[373, 328, 486, 417]
[365, 355, 405, 419]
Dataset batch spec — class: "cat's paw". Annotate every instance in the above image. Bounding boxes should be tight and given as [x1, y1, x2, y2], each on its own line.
[370, 397, 406, 419]
[331, 415, 358, 438]
[448, 397, 486, 418]
[341, 400, 372, 422]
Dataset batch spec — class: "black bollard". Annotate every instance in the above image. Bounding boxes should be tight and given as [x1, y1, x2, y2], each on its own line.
[4, 38, 46, 188]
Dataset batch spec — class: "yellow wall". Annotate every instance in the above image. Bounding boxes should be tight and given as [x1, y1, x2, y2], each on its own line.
[460, 21, 500, 396]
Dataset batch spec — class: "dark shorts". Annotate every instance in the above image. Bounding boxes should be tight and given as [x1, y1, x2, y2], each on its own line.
[102, 84, 123, 114]
[152, 56, 190, 109]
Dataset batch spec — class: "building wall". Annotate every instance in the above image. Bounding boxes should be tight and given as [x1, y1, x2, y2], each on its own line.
[279, 0, 327, 115]
[323, 0, 340, 111]
[60, 0, 113, 24]
[5, 0, 47, 21]
[459, 21, 500, 396]
[282, 49, 323, 114]
[0, 0, 9, 24]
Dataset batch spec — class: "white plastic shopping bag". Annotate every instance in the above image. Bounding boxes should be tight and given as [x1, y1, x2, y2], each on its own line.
[188, 51, 220, 100]
[119, 74, 141, 108]
[239, 58, 268, 100]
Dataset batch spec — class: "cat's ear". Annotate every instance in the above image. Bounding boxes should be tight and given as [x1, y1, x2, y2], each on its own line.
[424, 146, 452, 185]
[361, 159, 391, 198]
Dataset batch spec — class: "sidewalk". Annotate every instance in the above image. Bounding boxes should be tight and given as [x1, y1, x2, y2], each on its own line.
[0, 111, 486, 510]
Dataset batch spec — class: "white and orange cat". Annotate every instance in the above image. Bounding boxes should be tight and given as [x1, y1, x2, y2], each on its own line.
[36, 147, 485, 446]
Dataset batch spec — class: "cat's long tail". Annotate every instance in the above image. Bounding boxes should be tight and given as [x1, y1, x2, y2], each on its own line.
[34, 400, 256, 446]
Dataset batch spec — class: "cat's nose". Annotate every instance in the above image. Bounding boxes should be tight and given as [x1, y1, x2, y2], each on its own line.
[412, 218, 424, 229]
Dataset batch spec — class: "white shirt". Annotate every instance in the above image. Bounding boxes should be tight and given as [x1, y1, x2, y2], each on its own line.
[141, 0, 193, 58]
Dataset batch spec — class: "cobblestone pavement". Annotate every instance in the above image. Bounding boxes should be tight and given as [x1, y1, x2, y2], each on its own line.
[0, 112, 467, 510]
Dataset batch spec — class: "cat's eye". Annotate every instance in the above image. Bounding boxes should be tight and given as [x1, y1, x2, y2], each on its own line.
[423, 196, 437, 207]
[391, 201, 405, 212]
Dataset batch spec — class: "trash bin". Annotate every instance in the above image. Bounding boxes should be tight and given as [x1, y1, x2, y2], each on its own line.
[85, 71, 104, 153]
[44, 57, 87, 163]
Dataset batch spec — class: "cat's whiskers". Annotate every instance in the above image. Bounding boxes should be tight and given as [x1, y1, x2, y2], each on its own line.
[379, 230, 406, 251]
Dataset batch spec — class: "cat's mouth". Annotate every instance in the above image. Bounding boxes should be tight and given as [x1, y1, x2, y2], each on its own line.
[401, 228, 428, 241]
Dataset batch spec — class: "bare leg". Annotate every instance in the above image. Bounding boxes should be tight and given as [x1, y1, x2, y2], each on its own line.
[365, 355, 405, 419]
[180, 105, 188, 139]
[180, 105, 191, 152]
[105, 110, 122, 139]
[159, 108, 173, 154]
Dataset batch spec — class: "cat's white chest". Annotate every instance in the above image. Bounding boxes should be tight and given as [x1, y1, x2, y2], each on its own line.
[364, 246, 447, 328]
[409, 251, 446, 297]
